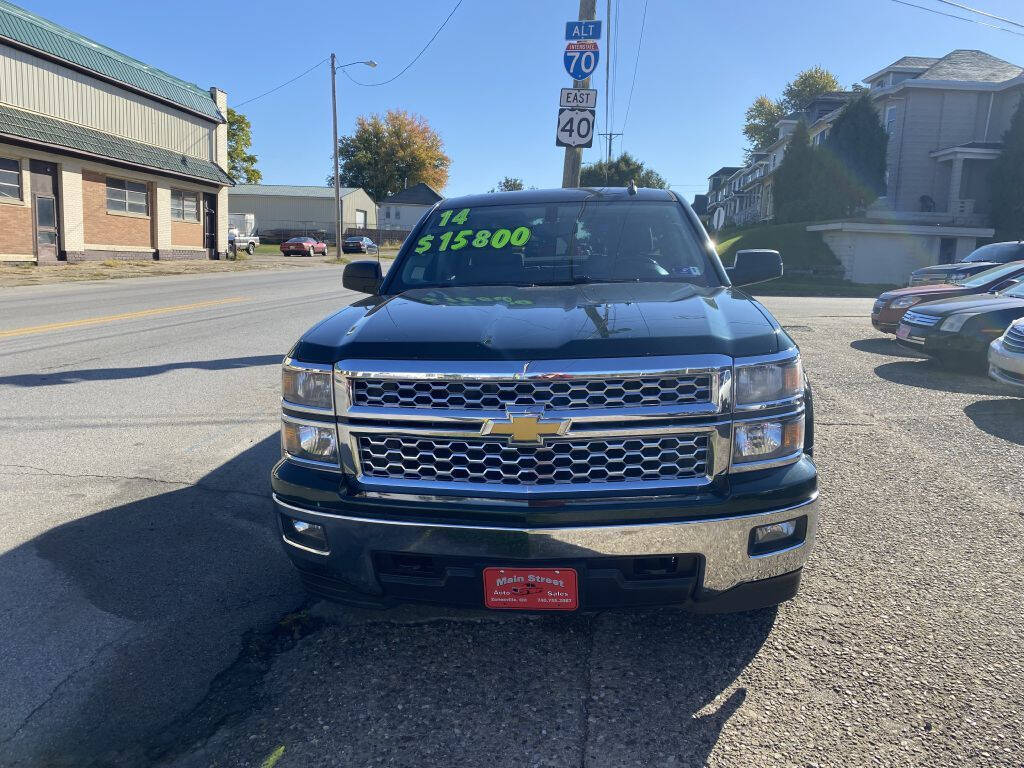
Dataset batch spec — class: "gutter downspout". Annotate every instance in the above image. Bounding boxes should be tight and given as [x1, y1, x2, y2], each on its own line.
[984, 92, 995, 140]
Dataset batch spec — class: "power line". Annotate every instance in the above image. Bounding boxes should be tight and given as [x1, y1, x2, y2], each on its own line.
[889, 0, 1024, 36]
[932, 0, 1024, 29]
[234, 57, 330, 108]
[620, 0, 649, 135]
[341, 0, 464, 87]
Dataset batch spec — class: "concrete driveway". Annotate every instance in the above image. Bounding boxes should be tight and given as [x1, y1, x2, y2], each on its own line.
[1, 275, 1022, 767]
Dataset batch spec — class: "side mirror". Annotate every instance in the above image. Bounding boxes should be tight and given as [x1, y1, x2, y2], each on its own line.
[726, 249, 783, 286]
[343, 260, 382, 294]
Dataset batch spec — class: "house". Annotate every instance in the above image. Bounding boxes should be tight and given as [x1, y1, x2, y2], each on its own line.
[705, 166, 741, 231]
[378, 182, 442, 231]
[228, 185, 377, 242]
[705, 93, 856, 232]
[0, 0, 232, 264]
[810, 50, 1022, 284]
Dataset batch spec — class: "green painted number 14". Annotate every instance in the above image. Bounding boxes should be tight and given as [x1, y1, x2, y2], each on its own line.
[438, 208, 470, 227]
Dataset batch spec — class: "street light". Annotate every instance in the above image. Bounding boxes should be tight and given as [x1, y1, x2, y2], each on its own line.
[331, 57, 377, 258]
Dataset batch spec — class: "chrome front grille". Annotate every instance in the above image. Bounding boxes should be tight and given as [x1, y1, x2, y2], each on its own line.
[357, 433, 709, 486]
[1004, 325, 1024, 353]
[351, 375, 712, 411]
[903, 310, 941, 327]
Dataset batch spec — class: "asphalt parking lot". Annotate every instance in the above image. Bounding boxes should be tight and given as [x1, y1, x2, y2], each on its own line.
[2, 272, 1023, 767]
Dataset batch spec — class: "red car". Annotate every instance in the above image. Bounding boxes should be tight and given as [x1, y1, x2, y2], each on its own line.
[281, 236, 327, 257]
[872, 261, 1024, 333]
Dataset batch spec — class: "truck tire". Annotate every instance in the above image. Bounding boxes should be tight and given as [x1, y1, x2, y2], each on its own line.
[246, 242, 256, 255]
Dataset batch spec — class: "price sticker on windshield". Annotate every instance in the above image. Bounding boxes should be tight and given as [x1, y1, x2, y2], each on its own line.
[416, 209, 532, 253]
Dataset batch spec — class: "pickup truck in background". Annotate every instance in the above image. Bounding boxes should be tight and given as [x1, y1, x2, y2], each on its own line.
[272, 187, 818, 614]
[228, 212, 260, 255]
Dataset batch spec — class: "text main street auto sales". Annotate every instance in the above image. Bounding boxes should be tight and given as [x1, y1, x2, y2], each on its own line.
[495, 574, 567, 588]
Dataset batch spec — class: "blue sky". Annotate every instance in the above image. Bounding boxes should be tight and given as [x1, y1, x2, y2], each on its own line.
[21, 0, 1024, 200]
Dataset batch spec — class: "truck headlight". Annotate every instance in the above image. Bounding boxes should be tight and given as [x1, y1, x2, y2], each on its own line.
[282, 418, 339, 465]
[732, 415, 804, 468]
[282, 360, 333, 410]
[940, 313, 976, 333]
[735, 355, 803, 407]
[891, 296, 922, 309]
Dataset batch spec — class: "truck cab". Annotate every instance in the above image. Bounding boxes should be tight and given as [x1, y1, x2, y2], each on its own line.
[272, 187, 817, 613]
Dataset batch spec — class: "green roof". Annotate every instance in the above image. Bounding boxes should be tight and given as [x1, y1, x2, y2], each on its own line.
[0, 1, 223, 122]
[0, 103, 231, 185]
[231, 184, 360, 198]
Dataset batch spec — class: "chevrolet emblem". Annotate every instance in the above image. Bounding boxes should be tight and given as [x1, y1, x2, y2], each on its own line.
[481, 412, 570, 445]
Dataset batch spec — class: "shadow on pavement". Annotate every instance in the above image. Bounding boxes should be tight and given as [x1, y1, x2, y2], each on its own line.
[0, 435, 304, 767]
[171, 601, 776, 767]
[964, 398, 1024, 445]
[0, 354, 282, 387]
[850, 337, 925, 358]
[873, 358, 1001, 396]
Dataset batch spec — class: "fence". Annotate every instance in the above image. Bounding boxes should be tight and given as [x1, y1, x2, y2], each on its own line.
[343, 227, 411, 246]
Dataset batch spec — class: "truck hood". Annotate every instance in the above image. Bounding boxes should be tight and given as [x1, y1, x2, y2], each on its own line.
[291, 283, 788, 363]
[914, 262, 996, 276]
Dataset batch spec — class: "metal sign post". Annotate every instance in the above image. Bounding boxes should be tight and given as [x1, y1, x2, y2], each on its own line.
[561, 1, 598, 189]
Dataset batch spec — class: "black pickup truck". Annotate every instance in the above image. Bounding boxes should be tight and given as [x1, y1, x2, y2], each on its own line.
[272, 187, 818, 613]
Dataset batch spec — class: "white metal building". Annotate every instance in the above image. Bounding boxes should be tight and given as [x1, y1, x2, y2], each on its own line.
[229, 185, 377, 241]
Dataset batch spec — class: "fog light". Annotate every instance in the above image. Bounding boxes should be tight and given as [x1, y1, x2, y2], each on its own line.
[281, 514, 329, 554]
[749, 516, 805, 556]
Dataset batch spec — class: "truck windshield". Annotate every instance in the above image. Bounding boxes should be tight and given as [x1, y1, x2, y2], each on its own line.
[385, 200, 721, 291]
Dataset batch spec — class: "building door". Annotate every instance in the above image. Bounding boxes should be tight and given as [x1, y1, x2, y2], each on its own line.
[203, 192, 217, 259]
[939, 237, 957, 264]
[355, 209, 367, 229]
[30, 160, 60, 263]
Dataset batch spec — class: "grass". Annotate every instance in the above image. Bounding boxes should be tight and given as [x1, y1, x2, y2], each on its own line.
[713, 222, 898, 297]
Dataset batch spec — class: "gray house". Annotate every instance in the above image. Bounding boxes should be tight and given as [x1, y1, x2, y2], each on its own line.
[810, 50, 1023, 284]
[378, 182, 442, 231]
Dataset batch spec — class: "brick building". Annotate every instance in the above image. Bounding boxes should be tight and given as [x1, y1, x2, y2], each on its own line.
[0, 1, 231, 265]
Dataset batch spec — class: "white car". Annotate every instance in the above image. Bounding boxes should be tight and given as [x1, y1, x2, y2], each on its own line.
[989, 319, 1024, 391]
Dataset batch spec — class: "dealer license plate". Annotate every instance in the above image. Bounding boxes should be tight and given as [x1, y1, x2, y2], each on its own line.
[896, 323, 912, 340]
[483, 567, 578, 611]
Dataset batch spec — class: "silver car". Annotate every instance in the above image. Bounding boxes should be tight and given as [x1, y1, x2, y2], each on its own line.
[989, 318, 1024, 391]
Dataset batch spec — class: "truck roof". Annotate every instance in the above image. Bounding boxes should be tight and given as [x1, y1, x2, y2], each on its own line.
[437, 187, 680, 209]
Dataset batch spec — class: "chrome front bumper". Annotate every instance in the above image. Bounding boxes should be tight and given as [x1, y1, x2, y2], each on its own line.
[989, 338, 1024, 390]
[274, 493, 818, 597]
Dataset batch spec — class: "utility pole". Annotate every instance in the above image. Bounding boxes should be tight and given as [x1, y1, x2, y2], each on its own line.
[561, 0, 597, 188]
[331, 53, 342, 259]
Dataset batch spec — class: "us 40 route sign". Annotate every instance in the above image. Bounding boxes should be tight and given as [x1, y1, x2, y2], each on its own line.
[556, 107, 595, 148]
[563, 40, 599, 81]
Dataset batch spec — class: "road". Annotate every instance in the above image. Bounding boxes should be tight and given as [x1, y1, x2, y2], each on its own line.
[1, 270, 1023, 768]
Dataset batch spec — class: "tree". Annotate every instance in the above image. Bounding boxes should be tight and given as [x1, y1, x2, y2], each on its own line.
[490, 177, 524, 193]
[328, 110, 450, 202]
[580, 152, 667, 188]
[990, 99, 1024, 238]
[781, 66, 842, 113]
[744, 96, 785, 152]
[824, 93, 887, 198]
[227, 108, 261, 184]
[772, 122, 816, 223]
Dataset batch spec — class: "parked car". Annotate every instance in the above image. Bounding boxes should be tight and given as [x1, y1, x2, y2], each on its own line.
[873, 261, 1024, 333]
[894, 279, 1024, 365]
[989, 318, 1024, 391]
[228, 227, 259, 256]
[908, 241, 1024, 286]
[281, 236, 327, 257]
[342, 236, 379, 255]
[273, 187, 818, 613]
[228, 213, 260, 255]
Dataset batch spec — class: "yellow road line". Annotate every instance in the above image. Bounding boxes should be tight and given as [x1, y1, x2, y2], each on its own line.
[0, 296, 249, 339]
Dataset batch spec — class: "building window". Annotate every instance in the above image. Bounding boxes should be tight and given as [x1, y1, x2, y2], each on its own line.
[885, 105, 897, 135]
[106, 178, 149, 215]
[170, 189, 199, 221]
[394, 207, 400, 220]
[0, 157, 21, 199]
[385, 207, 391, 219]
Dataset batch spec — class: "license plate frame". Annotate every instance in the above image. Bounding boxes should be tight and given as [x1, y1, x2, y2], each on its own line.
[483, 567, 579, 611]
[896, 323, 912, 340]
